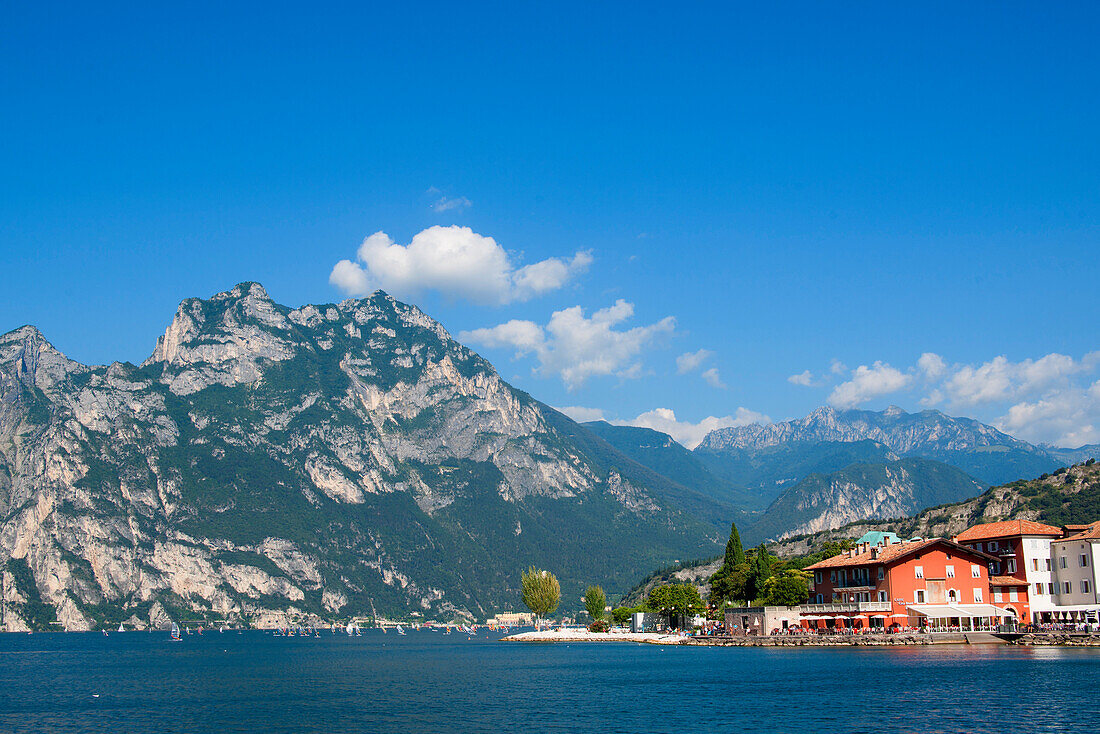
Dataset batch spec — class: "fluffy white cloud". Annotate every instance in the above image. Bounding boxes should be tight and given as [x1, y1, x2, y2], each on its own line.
[788, 370, 814, 386]
[612, 407, 770, 449]
[701, 367, 726, 389]
[555, 406, 607, 423]
[676, 349, 712, 374]
[943, 352, 1098, 406]
[329, 226, 591, 305]
[828, 362, 913, 409]
[917, 352, 947, 380]
[996, 380, 1100, 448]
[461, 300, 675, 390]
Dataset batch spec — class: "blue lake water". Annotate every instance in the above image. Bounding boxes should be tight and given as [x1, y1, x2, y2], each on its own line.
[2, 629, 1098, 733]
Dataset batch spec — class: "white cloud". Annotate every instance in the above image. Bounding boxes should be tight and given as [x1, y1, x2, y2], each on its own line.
[830, 359, 847, 375]
[917, 352, 947, 380]
[431, 195, 472, 212]
[996, 380, 1100, 448]
[942, 352, 1098, 406]
[556, 406, 607, 423]
[613, 407, 770, 450]
[829, 362, 913, 409]
[329, 226, 591, 305]
[461, 300, 675, 390]
[676, 349, 712, 374]
[701, 367, 726, 389]
[788, 370, 814, 387]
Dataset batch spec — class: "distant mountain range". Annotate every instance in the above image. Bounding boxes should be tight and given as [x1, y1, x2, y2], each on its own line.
[589, 405, 1097, 545]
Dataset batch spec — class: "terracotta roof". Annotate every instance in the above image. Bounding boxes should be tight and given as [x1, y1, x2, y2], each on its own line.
[954, 520, 1063, 542]
[1059, 521, 1100, 543]
[805, 539, 995, 570]
[989, 575, 1028, 587]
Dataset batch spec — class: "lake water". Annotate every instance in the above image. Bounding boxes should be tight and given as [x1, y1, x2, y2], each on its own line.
[2, 629, 1098, 733]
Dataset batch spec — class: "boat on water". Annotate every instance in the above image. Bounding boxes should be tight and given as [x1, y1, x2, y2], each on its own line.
[171, 622, 182, 641]
[396, 625, 406, 635]
[117, 623, 125, 633]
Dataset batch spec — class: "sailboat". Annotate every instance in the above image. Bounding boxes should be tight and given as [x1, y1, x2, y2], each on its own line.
[396, 625, 406, 635]
[117, 623, 125, 632]
[171, 622, 182, 641]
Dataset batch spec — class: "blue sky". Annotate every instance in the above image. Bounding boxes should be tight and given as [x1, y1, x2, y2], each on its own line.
[2, 2, 1098, 447]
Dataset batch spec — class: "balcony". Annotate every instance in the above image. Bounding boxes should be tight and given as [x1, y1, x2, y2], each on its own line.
[802, 601, 892, 614]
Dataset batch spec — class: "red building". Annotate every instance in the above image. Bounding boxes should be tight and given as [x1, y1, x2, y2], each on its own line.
[954, 520, 1064, 623]
[805, 538, 1009, 630]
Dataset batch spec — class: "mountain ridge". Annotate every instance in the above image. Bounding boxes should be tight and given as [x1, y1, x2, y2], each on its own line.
[0, 283, 721, 631]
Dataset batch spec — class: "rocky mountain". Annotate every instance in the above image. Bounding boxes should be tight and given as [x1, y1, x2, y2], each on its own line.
[746, 458, 985, 543]
[770, 460, 1100, 557]
[697, 405, 1064, 489]
[0, 283, 721, 632]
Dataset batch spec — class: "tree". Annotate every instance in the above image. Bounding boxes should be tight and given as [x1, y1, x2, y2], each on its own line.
[744, 544, 775, 602]
[709, 521, 749, 605]
[647, 583, 705, 628]
[761, 570, 810, 606]
[584, 585, 606, 621]
[611, 607, 633, 626]
[723, 521, 746, 566]
[521, 567, 560, 628]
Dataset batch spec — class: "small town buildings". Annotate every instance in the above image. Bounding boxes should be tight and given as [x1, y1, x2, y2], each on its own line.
[1050, 521, 1100, 623]
[805, 537, 1012, 631]
[723, 606, 801, 635]
[954, 519, 1064, 624]
[487, 612, 534, 626]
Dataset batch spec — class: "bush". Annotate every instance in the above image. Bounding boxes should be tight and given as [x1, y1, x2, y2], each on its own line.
[588, 620, 609, 633]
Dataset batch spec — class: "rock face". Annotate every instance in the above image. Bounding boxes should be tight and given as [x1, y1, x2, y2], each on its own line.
[697, 406, 1063, 488]
[749, 458, 986, 541]
[0, 283, 718, 630]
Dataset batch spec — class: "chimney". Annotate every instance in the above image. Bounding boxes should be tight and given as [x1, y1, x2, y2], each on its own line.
[871, 547, 879, 560]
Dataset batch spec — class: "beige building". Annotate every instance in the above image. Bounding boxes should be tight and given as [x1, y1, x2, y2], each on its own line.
[1050, 522, 1100, 621]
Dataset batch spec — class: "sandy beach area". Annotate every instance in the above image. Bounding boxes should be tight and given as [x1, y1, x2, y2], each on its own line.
[502, 629, 686, 645]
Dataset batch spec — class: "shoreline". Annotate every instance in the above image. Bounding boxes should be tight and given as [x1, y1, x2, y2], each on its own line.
[503, 629, 1100, 647]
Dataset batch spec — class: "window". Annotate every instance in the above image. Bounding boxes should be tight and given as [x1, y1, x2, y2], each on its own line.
[816, 594, 823, 604]
[973, 589, 983, 603]
[975, 543, 984, 552]
[1064, 582, 1072, 594]
[948, 589, 957, 602]
[946, 565, 955, 578]
[1007, 558, 1017, 574]
[1033, 558, 1040, 571]
[1081, 554, 1090, 567]
[1035, 583, 1043, 595]
[916, 590, 926, 603]
[993, 589, 1003, 602]
[915, 566, 924, 579]
[1048, 583, 1055, 595]
[1046, 559, 1051, 571]
[878, 567, 884, 580]
[830, 571, 836, 583]
[971, 564, 981, 578]
[1084, 580, 1092, 594]
[878, 590, 887, 602]
[1009, 588, 1019, 602]
[989, 541, 998, 552]
[815, 571, 822, 584]
[1060, 557, 1068, 569]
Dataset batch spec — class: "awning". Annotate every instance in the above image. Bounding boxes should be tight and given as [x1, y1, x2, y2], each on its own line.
[905, 604, 1014, 618]
[870, 615, 887, 619]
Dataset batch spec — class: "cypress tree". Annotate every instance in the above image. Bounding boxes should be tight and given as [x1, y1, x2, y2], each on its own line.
[723, 521, 746, 566]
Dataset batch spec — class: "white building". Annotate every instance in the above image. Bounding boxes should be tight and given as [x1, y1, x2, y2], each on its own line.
[1050, 522, 1100, 622]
